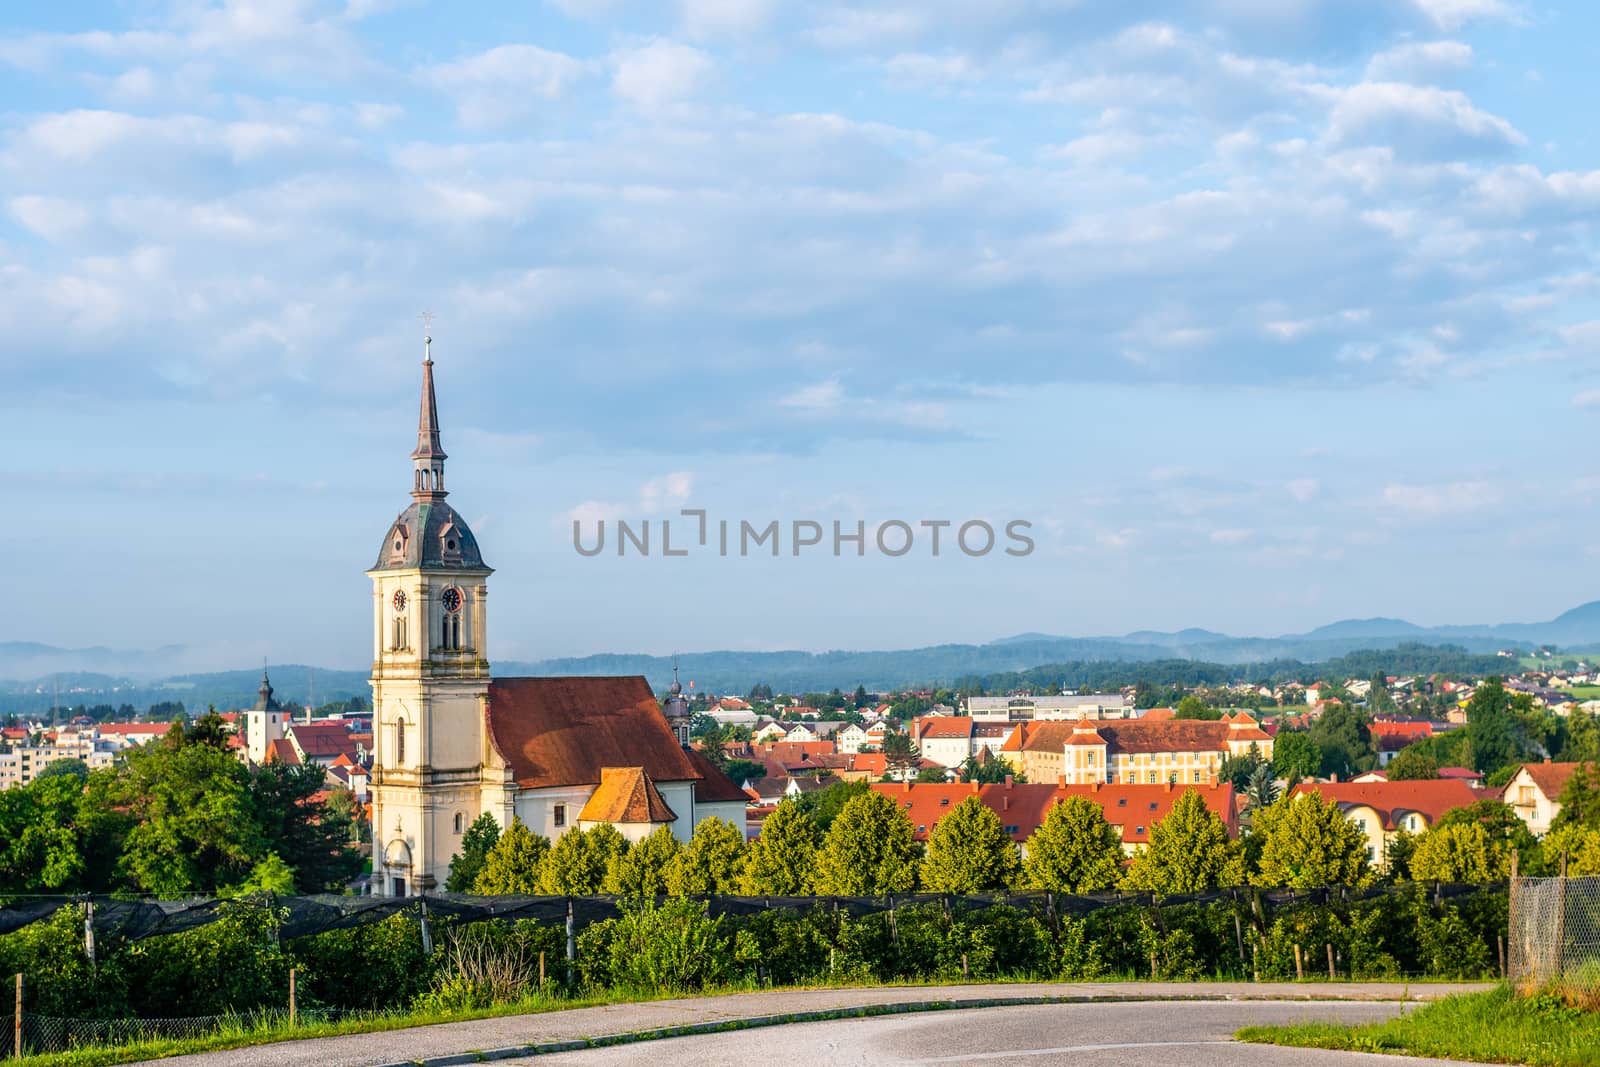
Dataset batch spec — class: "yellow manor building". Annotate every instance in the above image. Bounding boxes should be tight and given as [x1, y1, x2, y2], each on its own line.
[1000, 713, 1274, 786]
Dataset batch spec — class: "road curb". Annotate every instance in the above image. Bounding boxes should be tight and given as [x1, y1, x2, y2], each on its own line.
[370, 991, 1436, 1066]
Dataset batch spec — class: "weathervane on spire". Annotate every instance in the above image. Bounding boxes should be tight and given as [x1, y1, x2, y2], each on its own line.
[419, 311, 435, 359]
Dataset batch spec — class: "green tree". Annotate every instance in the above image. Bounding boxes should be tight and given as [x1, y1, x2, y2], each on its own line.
[1122, 791, 1242, 894]
[606, 825, 681, 897]
[1252, 794, 1370, 888]
[920, 795, 1019, 892]
[1021, 797, 1123, 892]
[739, 800, 819, 895]
[1433, 800, 1540, 875]
[815, 789, 918, 895]
[1245, 762, 1279, 810]
[471, 819, 550, 894]
[1271, 730, 1320, 783]
[794, 779, 869, 832]
[446, 813, 501, 892]
[1174, 695, 1220, 720]
[665, 818, 747, 895]
[1386, 745, 1440, 781]
[957, 755, 1023, 784]
[111, 734, 260, 896]
[1309, 704, 1375, 779]
[185, 708, 231, 749]
[1217, 745, 1266, 790]
[229, 852, 297, 896]
[881, 732, 920, 779]
[1464, 678, 1540, 776]
[0, 774, 93, 891]
[1411, 822, 1502, 882]
[34, 758, 88, 781]
[248, 760, 362, 892]
[1552, 762, 1600, 832]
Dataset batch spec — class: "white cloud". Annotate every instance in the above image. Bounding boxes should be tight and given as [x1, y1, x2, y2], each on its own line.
[8, 196, 92, 241]
[1327, 82, 1525, 156]
[428, 44, 587, 128]
[639, 471, 695, 510]
[1364, 40, 1472, 83]
[611, 40, 713, 111]
[1287, 479, 1320, 502]
[681, 0, 778, 38]
[1381, 480, 1501, 518]
[1413, 0, 1519, 31]
[1573, 390, 1600, 410]
[780, 378, 845, 413]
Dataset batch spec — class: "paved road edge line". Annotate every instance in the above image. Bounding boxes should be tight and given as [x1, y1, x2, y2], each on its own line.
[369, 991, 1439, 1066]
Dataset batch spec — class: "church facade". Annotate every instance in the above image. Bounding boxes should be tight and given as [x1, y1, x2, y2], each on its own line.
[368, 342, 745, 897]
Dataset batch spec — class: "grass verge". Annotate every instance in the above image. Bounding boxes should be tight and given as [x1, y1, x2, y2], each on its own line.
[1237, 985, 1600, 1067]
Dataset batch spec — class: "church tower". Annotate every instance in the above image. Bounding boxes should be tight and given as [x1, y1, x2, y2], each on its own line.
[369, 334, 494, 896]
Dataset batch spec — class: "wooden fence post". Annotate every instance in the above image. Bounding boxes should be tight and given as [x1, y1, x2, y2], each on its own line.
[1232, 912, 1246, 975]
[538, 951, 546, 992]
[288, 967, 297, 1028]
[1508, 849, 1520, 986]
[1294, 944, 1304, 981]
[1326, 943, 1336, 981]
[13, 973, 21, 1063]
[565, 898, 576, 988]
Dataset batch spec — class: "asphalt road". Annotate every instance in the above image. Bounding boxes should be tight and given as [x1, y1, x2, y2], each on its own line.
[129, 983, 1493, 1067]
[519, 1001, 1477, 1067]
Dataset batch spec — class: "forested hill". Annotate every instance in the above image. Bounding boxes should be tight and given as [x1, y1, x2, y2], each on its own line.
[953, 644, 1516, 697]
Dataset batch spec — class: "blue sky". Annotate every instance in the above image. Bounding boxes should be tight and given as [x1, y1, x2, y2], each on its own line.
[5, 0, 1600, 670]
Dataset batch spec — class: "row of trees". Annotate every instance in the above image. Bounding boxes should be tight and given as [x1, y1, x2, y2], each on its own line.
[446, 784, 1547, 903]
[0, 713, 363, 897]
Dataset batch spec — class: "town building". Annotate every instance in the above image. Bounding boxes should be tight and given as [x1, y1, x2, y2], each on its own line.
[1289, 779, 1481, 867]
[964, 694, 1133, 721]
[1000, 713, 1273, 786]
[367, 345, 744, 896]
[1504, 761, 1587, 835]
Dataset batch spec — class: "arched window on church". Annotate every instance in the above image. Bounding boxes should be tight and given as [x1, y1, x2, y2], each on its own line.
[454, 812, 464, 834]
[396, 719, 407, 766]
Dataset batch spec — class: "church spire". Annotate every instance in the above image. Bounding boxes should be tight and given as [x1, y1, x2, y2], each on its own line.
[411, 326, 448, 500]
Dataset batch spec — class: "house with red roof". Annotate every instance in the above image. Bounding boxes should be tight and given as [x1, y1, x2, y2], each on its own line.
[1289, 778, 1480, 867]
[1504, 761, 1591, 835]
[915, 715, 977, 768]
[869, 778, 1237, 856]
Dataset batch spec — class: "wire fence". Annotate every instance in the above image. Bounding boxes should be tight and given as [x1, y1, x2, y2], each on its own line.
[1509, 868, 1600, 1006]
[5, 1004, 369, 1057]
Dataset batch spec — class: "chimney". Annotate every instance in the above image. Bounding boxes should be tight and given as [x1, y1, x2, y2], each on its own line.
[1329, 772, 1339, 783]
[1091, 780, 1100, 793]
[1164, 780, 1173, 793]
[902, 778, 911, 793]
[1059, 773, 1067, 788]
[1004, 774, 1013, 788]
[1003, 794, 1010, 811]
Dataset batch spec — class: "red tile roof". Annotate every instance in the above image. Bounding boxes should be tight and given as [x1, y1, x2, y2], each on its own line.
[579, 767, 678, 824]
[267, 738, 300, 765]
[1370, 720, 1435, 740]
[1289, 779, 1480, 831]
[1518, 761, 1590, 799]
[486, 676, 701, 789]
[288, 722, 356, 759]
[1013, 719, 1260, 756]
[868, 780, 1237, 845]
[917, 717, 975, 740]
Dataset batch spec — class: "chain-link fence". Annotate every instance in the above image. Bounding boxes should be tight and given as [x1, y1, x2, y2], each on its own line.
[6, 1006, 367, 1057]
[1509, 871, 1600, 1006]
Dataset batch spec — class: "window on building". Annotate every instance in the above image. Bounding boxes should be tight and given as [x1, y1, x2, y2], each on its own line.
[1005, 825, 1019, 835]
[1135, 825, 1144, 834]
[1117, 797, 1127, 807]
[1147, 772, 1158, 784]
[393, 878, 407, 897]
[1086, 753, 1096, 767]
[1148, 802, 1158, 811]
[454, 812, 464, 834]
[940, 797, 950, 806]
[396, 720, 406, 765]
[554, 804, 567, 829]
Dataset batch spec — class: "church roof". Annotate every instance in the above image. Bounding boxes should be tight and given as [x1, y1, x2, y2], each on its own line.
[371, 499, 490, 573]
[486, 676, 704, 789]
[578, 766, 678, 824]
[682, 745, 751, 803]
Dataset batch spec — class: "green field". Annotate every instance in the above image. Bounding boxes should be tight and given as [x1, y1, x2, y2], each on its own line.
[1238, 986, 1600, 1067]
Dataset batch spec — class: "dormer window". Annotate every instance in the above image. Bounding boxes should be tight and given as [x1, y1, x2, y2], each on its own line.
[439, 523, 463, 564]
[389, 523, 410, 563]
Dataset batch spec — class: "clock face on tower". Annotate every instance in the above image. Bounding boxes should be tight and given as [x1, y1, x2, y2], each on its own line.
[441, 587, 463, 614]
[392, 590, 407, 613]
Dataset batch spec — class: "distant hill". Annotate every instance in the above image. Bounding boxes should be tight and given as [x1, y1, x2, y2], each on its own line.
[6, 600, 1600, 707]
